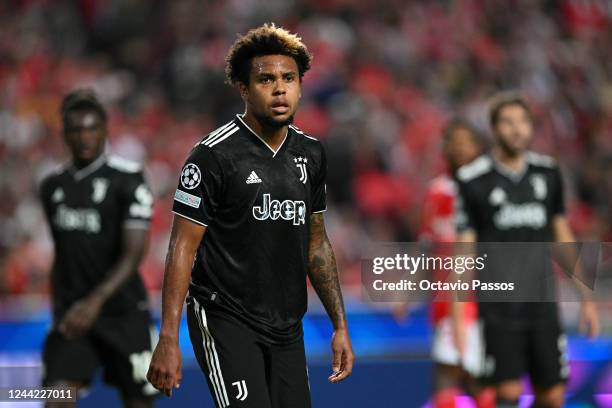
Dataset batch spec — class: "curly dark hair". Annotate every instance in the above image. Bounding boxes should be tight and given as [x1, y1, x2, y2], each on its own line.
[225, 23, 312, 86]
[442, 118, 481, 147]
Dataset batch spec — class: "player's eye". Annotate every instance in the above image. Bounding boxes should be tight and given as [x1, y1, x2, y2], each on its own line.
[65, 127, 85, 135]
[283, 74, 296, 82]
[259, 76, 273, 84]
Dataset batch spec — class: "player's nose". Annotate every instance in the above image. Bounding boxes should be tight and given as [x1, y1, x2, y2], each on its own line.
[272, 79, 286, 94]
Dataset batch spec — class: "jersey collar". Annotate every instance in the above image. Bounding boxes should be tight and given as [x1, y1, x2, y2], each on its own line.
[236, 114, 289, 158]
[492, 154, 528, 183]
[69, 153, 107, 181]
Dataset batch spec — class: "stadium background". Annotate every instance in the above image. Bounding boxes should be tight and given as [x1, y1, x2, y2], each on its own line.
[0, 0, 611, 406]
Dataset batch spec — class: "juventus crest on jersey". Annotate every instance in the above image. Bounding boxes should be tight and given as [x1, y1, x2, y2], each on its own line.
[40, 154, 153, 319]
[172, 115, 327, 343]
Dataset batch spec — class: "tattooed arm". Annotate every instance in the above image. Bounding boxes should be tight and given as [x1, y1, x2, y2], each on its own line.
[308, 213, 354, 383]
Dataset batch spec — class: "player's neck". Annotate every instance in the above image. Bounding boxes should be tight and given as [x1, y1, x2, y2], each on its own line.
[242, 111, 288, 150]
[72, 152, 105, 170]
[493, 147, 525, 172]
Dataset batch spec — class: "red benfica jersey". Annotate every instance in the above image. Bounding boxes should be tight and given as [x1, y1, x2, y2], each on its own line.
[420, 175, 477, 324]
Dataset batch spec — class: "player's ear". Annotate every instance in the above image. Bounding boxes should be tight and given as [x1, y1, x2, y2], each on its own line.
[238, 82, 249, 101]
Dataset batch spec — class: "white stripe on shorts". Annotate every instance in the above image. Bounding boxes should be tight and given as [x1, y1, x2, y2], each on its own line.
[193, 298, 230, 407]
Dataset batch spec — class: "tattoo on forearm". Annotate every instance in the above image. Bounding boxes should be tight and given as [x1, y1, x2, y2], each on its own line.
[308, 214, 346, 327]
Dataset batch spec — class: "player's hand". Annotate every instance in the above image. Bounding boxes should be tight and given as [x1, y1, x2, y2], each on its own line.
[450, 301, 466, 356]
[450, 316, 466, 357]
[579, 300, 600, 339]
[328, 327, 354, 383]
[58, 294, 104, 339]
[147, 335, 182, 397]
[391, 302, 413, 324]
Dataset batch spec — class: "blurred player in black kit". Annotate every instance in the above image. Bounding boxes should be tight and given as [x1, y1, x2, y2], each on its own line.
[40, 90, 158, 408]
[147, 23, 354, 407]
[455, 93, 599, 408]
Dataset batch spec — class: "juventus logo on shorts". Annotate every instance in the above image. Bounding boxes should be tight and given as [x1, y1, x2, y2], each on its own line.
[232, 380, 248, 401]
[294, 156, 308, 184]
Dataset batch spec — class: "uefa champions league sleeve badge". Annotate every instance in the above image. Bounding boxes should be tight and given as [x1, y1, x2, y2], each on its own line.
[181, 163, 202, 190]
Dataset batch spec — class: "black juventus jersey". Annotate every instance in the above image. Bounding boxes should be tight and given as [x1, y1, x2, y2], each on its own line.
[40, 154, 153, 320]
[455, 152, 565, 324]
[172, 114, 327, 344]
[455, 151, 564, 240]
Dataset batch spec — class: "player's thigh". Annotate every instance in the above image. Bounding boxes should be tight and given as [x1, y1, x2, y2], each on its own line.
[91, 314, 159, 402]
[187, 297, 271, 408]
[480, 320, 526, 386]
[267, 339, 311, 408]
[42, 329, 99, 390]
[527, 323, 569, 391]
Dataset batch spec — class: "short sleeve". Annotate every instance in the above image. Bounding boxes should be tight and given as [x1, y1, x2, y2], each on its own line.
[455, 180, 476, 233]
[419, 186, 454, 240]
[311, 144, 327, 213]
[172, 146, 223, 227]
[550, 166, 565, 216]
[121, 171, 153, 229]
[38, 176, 54, 222]
[419, 188, 437, 240]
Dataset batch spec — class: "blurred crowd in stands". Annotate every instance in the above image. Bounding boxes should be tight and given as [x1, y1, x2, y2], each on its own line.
[1, 0, 611, 300]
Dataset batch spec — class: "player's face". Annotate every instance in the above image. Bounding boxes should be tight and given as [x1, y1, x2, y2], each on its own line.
[63, 110, 107, 164]
[493, 104, 533, 156]
[444, 127, 481, 170]
[240, 54, 301, 128]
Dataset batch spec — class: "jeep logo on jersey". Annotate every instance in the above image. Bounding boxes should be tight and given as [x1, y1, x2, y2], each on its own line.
[54, 204, 101, 233]
[180, 163, 201, 190]
[294, 156, 308, 184]
[494, 202, 547, 229]
[252, 194, 306, 225]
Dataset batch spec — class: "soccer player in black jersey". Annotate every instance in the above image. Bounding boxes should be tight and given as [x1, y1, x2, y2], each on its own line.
[147, 24, 354, 407]
[454, 93, 599, 408]
[40, 90, 158, 408]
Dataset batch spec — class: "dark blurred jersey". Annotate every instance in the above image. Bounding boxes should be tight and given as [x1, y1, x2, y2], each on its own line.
[40, 155, 152, 321]
[172, 115, 327, 344]
[455, 152, 565, 325]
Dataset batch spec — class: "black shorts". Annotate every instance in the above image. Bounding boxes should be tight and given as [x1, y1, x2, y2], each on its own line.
[480, 318, 569, 388]
[186, 296, 311, 408]
[42, 313, 159, 400]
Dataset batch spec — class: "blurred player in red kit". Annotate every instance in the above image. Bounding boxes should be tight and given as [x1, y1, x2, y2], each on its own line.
[396, 119, 494, 408]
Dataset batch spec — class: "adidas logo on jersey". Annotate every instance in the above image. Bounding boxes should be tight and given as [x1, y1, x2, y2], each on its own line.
[246, 171, 262, 184]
